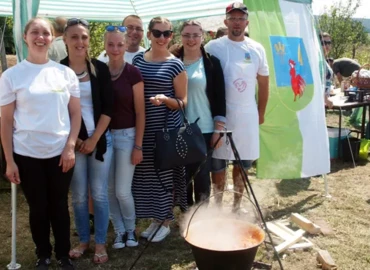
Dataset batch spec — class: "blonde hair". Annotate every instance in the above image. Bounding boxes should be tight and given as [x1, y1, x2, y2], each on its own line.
[148, 16, 172, 31]
[64, 22, 96, 76]
[103, 30, 128, 43]
[24, 17, 54, 36]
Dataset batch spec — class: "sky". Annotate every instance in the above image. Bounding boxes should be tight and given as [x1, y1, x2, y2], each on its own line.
[311, 0, 370, 18]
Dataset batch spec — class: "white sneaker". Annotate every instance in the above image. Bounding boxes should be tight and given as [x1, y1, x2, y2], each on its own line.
[126, 231, 139, 247]
[141, 222, 159, 238]
[112, 232, 125, 249]
[149, 225, 170, 242]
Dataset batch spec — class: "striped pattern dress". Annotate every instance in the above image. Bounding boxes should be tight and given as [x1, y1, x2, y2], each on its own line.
[132, 53, 187, 221]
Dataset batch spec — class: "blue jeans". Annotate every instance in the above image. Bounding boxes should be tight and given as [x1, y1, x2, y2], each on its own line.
[108, 128, 136, 234]
[70, 132, 113, 244]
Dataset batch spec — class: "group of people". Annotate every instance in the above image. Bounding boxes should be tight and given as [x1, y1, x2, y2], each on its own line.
[0, 2, 270, 269]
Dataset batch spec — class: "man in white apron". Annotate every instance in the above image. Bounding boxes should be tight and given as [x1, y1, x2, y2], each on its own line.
[205, 2, 269, 211]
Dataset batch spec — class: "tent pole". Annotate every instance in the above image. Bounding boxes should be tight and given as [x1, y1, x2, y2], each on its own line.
[0, 19, 8, 72]
[7, 183, 21, 270]
[323, 174, 331, 198]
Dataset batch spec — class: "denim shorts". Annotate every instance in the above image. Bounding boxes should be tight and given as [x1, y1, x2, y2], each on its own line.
[212, 159, 253, 173]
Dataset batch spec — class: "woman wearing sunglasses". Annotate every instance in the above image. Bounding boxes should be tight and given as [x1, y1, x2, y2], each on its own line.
[103, 26, 145, 248]
[0, 18, 81, 269]
[170, 20, 226, 206]
[132, 17, 188, 242]
[60, 18, 113, 264]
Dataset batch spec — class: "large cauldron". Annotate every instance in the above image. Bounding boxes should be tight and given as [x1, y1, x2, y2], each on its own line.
[185, 218, 265, 270]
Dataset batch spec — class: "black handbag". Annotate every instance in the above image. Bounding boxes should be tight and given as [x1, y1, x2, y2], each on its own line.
[154, 99, 207, 170]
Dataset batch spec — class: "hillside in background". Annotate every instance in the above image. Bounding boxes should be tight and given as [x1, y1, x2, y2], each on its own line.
[355, 18, 370, 33]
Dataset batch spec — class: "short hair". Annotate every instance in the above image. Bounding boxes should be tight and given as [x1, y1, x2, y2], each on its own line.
[53, 16, 67, 34]
[215, 27, 227, 39]
[122, 15, 142, 26]
[148, 16, 172, 31]
[319, 32, 331, 40]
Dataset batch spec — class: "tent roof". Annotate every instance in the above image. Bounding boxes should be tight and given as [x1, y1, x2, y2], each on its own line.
[0, 0, 231, 22]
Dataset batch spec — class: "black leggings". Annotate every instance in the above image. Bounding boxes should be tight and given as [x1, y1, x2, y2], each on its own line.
[185, 133, 212, 206]
[15, 153, 73, 260]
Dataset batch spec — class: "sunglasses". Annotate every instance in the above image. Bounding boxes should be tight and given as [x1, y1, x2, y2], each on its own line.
[321, 40, 332, 45]
[106, 25, 127, 32]
[151, 29, 173, 38]
[66, 18, 89, 29]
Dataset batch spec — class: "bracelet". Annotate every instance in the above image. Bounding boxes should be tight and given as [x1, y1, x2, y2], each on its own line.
[213, 130, 223, 134]
[216, 123, 226, 130]
[134, 145, 143, 150]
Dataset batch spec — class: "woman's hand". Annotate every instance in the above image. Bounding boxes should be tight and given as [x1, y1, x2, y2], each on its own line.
[131, 148, 143, 165]
[6, 161, 20, 184]
[211, 132, 223, 149]
[75, 138, 83, 151]
[59, 144, 75, 172]
[149, 94, 168, 106]
[79, 137, 98, 154]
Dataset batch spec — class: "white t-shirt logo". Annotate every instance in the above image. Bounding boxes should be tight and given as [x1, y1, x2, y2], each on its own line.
[233, 78, 247, 93]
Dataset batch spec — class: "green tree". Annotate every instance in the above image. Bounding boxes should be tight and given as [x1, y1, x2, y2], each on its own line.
[318, 0, 369, 59]
[0, 17, 15, 54]
[89, 21, 111, 58]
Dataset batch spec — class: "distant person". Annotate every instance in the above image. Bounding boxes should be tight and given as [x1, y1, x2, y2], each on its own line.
[48, 16, 67, 62]
[98, 15, 146, 64]
[215, 27, 228, 39]
[332, 57, 361, 83]
[319, 32, 333, 108]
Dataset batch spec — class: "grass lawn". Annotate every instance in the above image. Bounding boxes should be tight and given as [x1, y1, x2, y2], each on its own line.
[1, 154, 370, 270]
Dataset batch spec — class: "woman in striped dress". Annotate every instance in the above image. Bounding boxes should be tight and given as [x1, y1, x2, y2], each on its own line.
[132, 16, 188, 242]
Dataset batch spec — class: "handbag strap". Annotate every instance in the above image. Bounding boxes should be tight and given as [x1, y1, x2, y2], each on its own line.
[174, 98, 190, 124]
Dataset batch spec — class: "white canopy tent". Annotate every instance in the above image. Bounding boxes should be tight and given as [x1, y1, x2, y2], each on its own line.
[0, 0, 231, 22]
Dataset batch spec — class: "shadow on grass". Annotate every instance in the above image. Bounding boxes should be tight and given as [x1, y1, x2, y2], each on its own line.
[367, 199, 370, 205]
[330, 158, 368, 173]
[72, 224, 195, 270]
[275, 178, 313, 197]
[266, 194, 322, 220]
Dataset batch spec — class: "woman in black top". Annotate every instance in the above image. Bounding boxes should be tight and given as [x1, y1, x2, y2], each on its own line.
[60, 18, 113, 264]
[171, 20, 226, 206]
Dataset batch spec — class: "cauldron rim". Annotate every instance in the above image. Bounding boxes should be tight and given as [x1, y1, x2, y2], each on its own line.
[184, 219, 265, 252]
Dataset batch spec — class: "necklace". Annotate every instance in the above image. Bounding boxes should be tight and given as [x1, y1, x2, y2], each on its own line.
[75, 70, 88, 80]
[108, 62, 126, 80]
[183, 56, 201, 67]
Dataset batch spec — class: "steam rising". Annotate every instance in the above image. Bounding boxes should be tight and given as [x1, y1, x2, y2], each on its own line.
[181, 201, 265, 251]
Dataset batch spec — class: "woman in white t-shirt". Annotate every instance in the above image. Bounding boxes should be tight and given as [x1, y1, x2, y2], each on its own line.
[0, 18, 81, 269]
[61, 18, 113, 264]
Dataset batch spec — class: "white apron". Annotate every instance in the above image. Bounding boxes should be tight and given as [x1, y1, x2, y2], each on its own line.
[213, 43, 260, 160]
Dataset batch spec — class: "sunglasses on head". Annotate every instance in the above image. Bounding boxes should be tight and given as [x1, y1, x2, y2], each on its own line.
[321, 40, 332, 45]
[66, 18, 89, 29]
[151, 29, 173, 38]
[106, 25, 126, 32]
